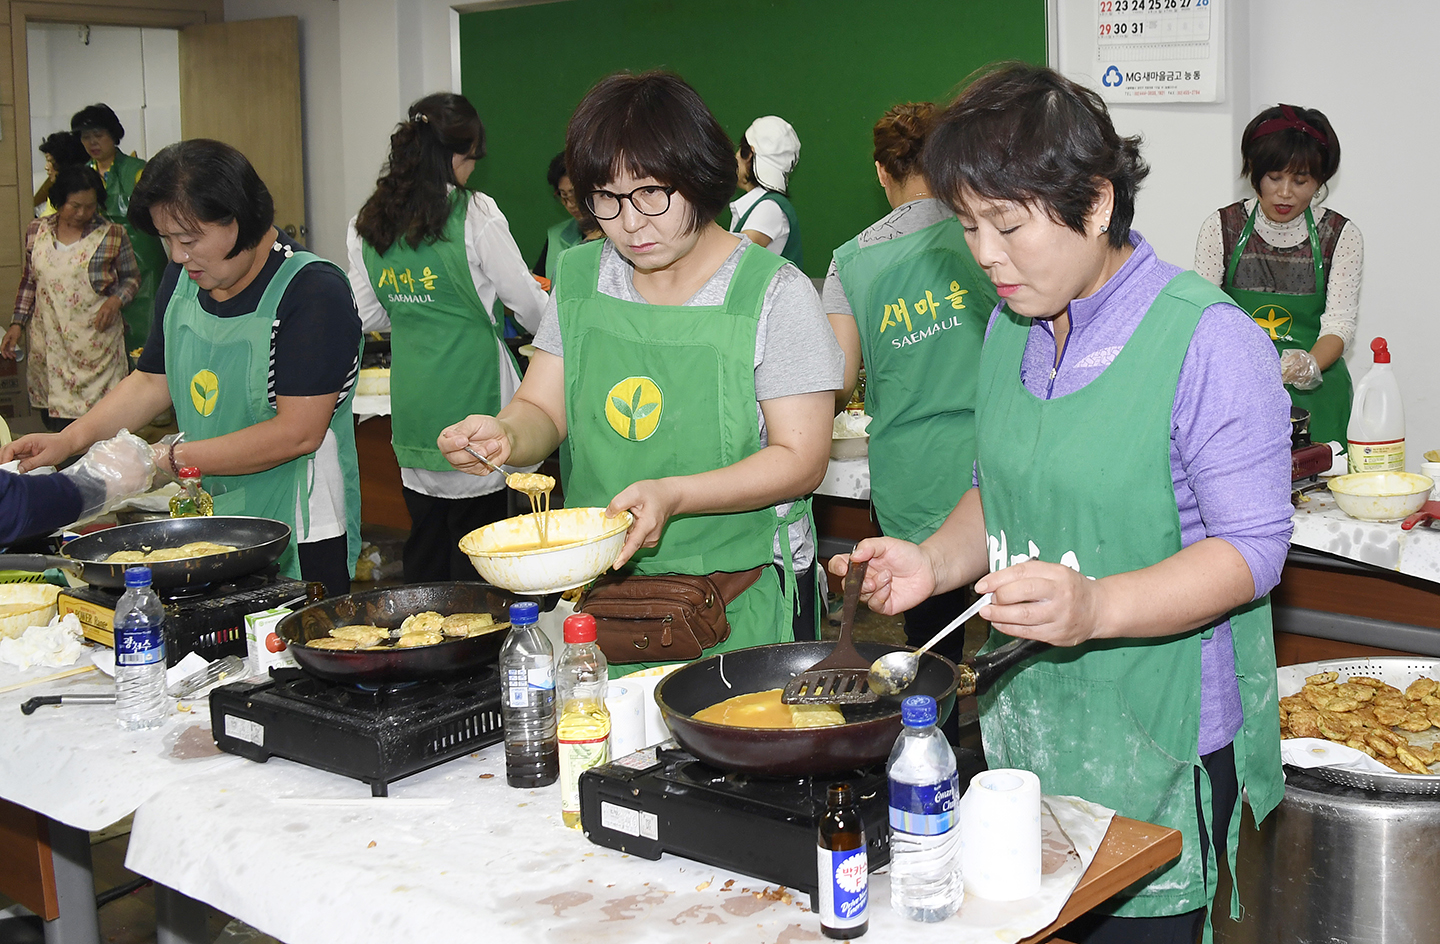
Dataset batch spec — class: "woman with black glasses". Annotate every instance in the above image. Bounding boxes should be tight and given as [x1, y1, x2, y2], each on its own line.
[440, 70, 842, 660]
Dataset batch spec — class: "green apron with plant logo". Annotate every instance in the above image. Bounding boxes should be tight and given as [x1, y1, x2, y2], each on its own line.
[163, 251, 363, 581]
[93, 151, 164, 355]
[735, 190, 803, 268]
[361, 194, 512, 471]
[973, 271, 1283, 935]
[833, 215, 996, 543]
[1223, 205, 1351, 444]
[544, 217, 585, 283]
[556, 240, 805, 672]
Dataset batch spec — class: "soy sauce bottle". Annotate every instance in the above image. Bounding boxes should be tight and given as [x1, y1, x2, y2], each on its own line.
[817, 782, 868, 938]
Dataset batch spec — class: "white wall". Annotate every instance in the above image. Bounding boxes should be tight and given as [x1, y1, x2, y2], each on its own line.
[1056, 0, 1437, 468]
[224, 0, 468, 263]
[26, 24, 181, 191]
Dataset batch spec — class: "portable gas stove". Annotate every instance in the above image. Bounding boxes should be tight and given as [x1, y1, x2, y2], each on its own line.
[56, 566, 306, 666]
[579, 742, 987, 909]
[210, 667, 504, 796]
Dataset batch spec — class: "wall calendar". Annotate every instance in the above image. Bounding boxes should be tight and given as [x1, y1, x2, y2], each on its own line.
[1094, 0, 1222, 103]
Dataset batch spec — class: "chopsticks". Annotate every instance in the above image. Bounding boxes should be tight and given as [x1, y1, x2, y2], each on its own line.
[0, 663, 98, 694]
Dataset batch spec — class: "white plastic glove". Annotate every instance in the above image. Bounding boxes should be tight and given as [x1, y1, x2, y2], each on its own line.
[1280, 349, 1323, 390]
[59, 429, 157, 519]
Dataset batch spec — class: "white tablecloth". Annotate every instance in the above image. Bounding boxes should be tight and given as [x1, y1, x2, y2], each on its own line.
[125, 746, 1114, 944]
[1291, 492, 1440, 585]
[352, 394, 391, 423]
[815, 457, 870, 501]
[0, 657, 242, 830]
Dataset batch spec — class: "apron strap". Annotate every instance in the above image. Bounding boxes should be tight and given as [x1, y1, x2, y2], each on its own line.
[1223, 204, 1325, 295]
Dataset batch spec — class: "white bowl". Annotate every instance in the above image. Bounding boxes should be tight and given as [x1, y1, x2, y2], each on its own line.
[458, 507, 632, 593]
[1327, 472, 1434, 522]
[831, 411, 871, 460]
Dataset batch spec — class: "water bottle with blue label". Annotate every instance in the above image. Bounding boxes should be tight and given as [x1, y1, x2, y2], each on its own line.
[817, 782, 868, 938]
[887, 695, 963, 922]
[114, 565, 167, 730]
[500, 601, 558, 787]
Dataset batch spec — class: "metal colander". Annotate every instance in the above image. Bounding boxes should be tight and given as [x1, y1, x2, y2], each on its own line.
[1280, 657, 1440, 795]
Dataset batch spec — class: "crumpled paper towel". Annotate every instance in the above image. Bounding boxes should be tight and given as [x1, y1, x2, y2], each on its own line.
[0, 613, 85, 670]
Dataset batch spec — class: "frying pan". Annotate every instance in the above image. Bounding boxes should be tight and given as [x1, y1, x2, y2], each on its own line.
[277, 582, 520, 684]
[0, 516, 291, 589]
[657, 637, 1048, 776]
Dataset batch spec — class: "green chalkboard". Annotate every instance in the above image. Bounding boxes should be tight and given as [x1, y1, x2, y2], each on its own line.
[459, 0, 1046, 277]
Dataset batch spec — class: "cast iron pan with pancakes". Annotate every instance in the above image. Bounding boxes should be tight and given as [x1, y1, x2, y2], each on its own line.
[278, 582, 523, 684]
[0, 516, 291, 589]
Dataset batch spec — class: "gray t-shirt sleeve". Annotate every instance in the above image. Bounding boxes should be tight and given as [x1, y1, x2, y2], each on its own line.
[532, 290, 563, 357]
[754, 264, 844, 401]
[821, 258, 852, 316]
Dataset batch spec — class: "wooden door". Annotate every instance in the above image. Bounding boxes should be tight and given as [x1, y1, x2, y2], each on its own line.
[178, 17, 305, 240]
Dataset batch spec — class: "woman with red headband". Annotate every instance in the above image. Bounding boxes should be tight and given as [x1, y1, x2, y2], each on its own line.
[1195, 104, 1361, 444]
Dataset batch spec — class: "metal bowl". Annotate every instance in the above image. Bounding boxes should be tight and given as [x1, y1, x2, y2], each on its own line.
[458, 507, 632, 594]
[1327, 472, 1434, 522]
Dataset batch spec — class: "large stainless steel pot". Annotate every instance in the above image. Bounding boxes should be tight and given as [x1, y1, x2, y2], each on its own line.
[1216, 768, 1440, 943]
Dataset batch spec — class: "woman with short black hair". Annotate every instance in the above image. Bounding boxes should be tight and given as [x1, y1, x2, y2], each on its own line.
[1195, 104, 1360, 444]
[532, 151, 602, 282]
[5, 139, 363, 595]
[348, 92, 549, 583]
[33, 131, 89, 214]
[835, 64, 1292, 940]
[3, 164, 137, 430]
[70, 103, 165, 355]
[441, 70, 842, 656]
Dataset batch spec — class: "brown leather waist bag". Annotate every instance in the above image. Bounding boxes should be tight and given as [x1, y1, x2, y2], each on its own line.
[577, 567, 767, 664]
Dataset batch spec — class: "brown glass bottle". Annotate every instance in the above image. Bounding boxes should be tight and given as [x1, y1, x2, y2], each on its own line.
[817, 782, 868, 938]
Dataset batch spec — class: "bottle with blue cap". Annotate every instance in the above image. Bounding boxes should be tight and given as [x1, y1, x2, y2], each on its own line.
[886, 694, 963, 921]
[499, 600, 558, 787]
[114, 565, 167, 730]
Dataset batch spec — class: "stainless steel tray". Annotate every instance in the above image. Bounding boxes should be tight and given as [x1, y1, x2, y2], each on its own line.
[1279, 657, 1440, 795]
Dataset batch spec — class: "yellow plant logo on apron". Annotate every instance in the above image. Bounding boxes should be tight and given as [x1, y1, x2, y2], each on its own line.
[1252, 305, 1293, 341]
[605, 377, 663, 442]
[190, 369, 219, 417]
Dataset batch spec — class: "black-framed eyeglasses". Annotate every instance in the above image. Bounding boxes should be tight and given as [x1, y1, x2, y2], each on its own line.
[585, 185, 677, 220]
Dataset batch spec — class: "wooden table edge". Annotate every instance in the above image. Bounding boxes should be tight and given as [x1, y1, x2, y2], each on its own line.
[1019, 815, 1182, 944]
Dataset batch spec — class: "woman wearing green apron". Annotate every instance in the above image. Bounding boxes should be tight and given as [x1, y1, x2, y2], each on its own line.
[4, 140, 363, 596]
[348, 93, 549, 583]
[533, 152, 602, 284]
[441, 71, 842, 665]
[729, 116, 803, 267]
[1195, 104, 1360, 445]
[834, 66, 1291, 943]
[825, 101, 998, 665]
[71, 104, 167, 357]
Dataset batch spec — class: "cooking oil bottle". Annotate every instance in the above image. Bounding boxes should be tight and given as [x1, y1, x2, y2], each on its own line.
[169, 467, 213, 517]
[556, 612, 609, 828]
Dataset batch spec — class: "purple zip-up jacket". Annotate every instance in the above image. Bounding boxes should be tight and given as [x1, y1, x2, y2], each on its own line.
[981, 232, 1293, 755]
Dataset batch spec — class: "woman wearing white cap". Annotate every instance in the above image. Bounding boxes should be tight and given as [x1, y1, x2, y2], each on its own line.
[730, 115, 803, 266]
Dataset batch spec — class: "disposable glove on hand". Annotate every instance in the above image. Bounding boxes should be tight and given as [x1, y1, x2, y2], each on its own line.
[59, 429, 157, 519]
[1280, 349, 1323, 390]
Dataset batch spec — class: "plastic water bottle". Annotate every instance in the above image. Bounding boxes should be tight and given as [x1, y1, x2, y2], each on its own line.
[1347, 337, 1406, 473]
[556, 613, 609, 829]
[114, 566, 167, 730]
[887, 695, 962, 922]
[499, 601, 558, 788]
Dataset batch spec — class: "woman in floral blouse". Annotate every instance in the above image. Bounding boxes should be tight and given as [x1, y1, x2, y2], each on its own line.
[3, 164, 138, 431]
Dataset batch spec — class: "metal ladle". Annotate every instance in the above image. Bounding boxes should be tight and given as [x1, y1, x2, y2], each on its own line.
[868, 592, 993, 696]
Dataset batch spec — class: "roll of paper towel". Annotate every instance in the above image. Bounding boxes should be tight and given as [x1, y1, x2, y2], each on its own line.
[957, 768, 1042, 900]
[605, 682, 646, 759]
